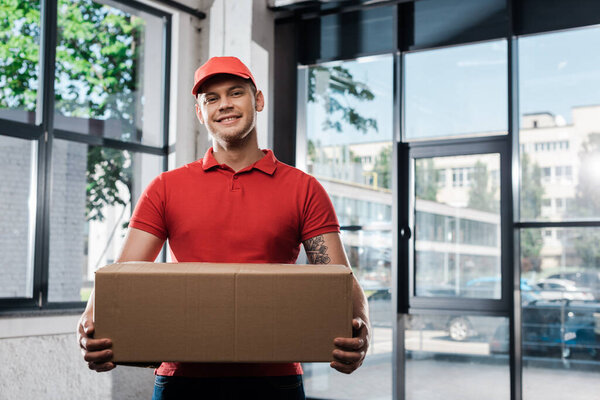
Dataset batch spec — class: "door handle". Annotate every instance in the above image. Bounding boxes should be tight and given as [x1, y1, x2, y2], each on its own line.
[400, 226, 411, 240]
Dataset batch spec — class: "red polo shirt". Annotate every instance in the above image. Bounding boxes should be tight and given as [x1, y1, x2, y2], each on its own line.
[129, 148, 340, 377]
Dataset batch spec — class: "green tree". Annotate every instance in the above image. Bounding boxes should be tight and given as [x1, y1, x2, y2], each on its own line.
[415, 159, 438, 201]
[0, 0, 143, 222]
[571, 133, 600, 267]
[467, 161, 498, 212]
[372, 144, 392, 189]
[308, 65, 378, 134]
[520, 152, 544, 272]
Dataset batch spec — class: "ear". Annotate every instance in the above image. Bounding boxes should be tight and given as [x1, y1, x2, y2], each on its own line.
[195, 103, 205, 125]
[255, 90, 265, 112]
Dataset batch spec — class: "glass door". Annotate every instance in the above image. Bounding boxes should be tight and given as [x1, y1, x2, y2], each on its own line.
[405, 143, 511, 400]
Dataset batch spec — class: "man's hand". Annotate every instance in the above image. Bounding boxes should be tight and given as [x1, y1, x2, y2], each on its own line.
[77, 312, 116, 372]
[330, 317, 370, 374]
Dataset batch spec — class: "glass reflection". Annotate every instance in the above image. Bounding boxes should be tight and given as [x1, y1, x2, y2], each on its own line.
[414, 154, 501, 298]
[406, 314, 510, 400]
[520, 226, 600, 399]
[302, 55, 393, 400]
[519, 26, 600, 222]
[404, 40, 507, 140]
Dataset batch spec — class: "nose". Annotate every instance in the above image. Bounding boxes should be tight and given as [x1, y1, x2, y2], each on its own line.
[218, 96, 233, 111]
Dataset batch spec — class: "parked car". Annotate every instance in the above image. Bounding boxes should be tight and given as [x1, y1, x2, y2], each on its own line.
[407, 313, 504, 342]
[532, 278, 595, 301]
[489, 299, 600, 359]
[547, 271, 600, 300]
[407, 278, 535, 341]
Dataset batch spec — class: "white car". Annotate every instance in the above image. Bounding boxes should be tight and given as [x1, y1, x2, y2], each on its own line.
[533, 278, 595, 301]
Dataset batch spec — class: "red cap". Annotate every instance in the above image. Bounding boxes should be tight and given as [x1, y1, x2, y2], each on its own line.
[191, 56, 257, 96]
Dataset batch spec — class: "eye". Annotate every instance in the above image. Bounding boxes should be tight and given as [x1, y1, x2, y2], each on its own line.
[205, 96, 218, 104]
[231, 90, 243, 97]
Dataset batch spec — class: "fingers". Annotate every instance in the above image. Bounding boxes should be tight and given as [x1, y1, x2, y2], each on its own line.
[80, 337, 112, 352]
[330, 359, 363, 374]
[82, 344, 115, 373]
[352, 318, 364, 331]
[88, 361, 117, 373]
[81, 318, 95, 336]
[331, 319, 369, 374]
[333, 349, 363, 364]
[83, 348, 113, 363]
[334, 337, 365, 351]
[77, 317, 115, 373]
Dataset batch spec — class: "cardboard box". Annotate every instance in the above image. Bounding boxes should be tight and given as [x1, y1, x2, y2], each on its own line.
[94, 262, 353, 363]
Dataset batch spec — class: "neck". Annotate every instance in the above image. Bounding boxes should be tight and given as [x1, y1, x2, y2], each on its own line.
[212, 130, 264, 172]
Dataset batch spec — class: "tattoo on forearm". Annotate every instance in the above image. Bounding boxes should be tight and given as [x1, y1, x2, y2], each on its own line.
[304, 235, 331, 264]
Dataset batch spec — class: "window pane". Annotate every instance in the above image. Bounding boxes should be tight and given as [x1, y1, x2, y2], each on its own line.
[300, 7, 395, 64]
[54, 0, 165, 146]
[305, 55, 393, 225]
[0, 0, 40, 124]
[409, 0, 507, 50]
[301, 55, 393, 399]
[520, 227, 600, 399]
[303, 228, 392, 400]
[414, 154, 501, 298]
[404, 40, 507, 141]
[519, 26, 600, 222]
[406, 314, 510, 400]
[0, 136, 37, 298]
[48, 139, 163, 302]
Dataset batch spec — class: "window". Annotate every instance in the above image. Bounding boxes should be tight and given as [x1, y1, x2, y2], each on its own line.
[0, 137, 37, 299]
[280, 1, 600, 400]
[406, 314, 510, 399]
[519, 26, 600, 222]
[299, 55, 394, 399]
[437, 169, 447, 187]
[542, 167, 551, 182]
[404, 40, 508, 140]
[0, 0, 170, 310]
[0, 1, 41, 124]
[519, 25, 600, 399]
[415, 153, 501, 299]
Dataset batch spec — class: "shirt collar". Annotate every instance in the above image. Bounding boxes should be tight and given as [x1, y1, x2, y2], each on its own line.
[201, 147, 277, 175]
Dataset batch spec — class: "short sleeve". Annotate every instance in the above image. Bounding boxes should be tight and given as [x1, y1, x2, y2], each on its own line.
[300, 176, 340, 242]
[129, 173, 168, 240]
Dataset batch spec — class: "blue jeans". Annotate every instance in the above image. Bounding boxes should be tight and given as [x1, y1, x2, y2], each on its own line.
[152, 374, 305, 400]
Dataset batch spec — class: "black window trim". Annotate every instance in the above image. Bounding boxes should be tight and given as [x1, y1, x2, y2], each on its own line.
[0, 0, 172, 314]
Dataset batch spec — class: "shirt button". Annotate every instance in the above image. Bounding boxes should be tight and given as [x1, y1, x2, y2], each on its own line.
[233, 176, 238, 180]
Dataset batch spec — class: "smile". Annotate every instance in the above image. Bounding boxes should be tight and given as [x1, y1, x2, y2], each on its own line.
[216, 115, 241, 123]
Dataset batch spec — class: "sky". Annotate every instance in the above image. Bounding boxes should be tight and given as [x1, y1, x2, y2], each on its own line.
[305, 25, 600, 144]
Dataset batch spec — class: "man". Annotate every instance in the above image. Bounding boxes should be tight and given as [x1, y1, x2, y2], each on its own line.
[78, 56, 370, 399]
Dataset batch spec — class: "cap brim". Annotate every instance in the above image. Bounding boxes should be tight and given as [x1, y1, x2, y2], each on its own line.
[191, 72, 252, 96]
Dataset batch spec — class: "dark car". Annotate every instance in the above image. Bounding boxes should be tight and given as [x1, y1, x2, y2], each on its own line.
[489, 299, 600, 359]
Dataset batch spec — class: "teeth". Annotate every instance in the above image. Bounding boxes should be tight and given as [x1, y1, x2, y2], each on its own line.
[220, 117, 237, 122]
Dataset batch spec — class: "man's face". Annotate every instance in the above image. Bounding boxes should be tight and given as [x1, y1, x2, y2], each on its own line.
[195, 75, 264, 146]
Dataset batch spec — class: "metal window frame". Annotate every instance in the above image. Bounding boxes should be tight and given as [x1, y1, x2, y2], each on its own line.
[0, 0, 171, 314]
[407, 137, 512, 315]
[278, 1, 600, 399]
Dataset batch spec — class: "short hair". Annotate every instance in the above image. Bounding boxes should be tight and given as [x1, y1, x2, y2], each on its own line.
[195, 76, 257, 99]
